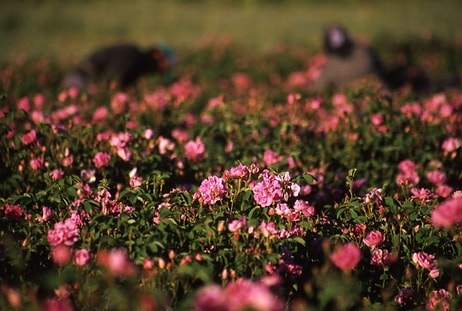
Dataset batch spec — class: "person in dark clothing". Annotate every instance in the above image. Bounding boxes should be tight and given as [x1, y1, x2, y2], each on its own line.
[309, 24, 388, 93]
[63, 43, 176, 90]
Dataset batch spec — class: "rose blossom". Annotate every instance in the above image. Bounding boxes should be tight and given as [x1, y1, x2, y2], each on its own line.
[74, 249, 91, 266]
[51, 244, 72, 266]
[363, 230, 385, 249]
[184, 136, 206, 162]
[252, 170, 283, 207]
[329, 242, 361, 271]
[426, 289, 451, 311]
[22, 130, 36, 145]
[431, 197, 462, 229]
[4, 203, 23, 219]
[93, 152, 111, 168]
[198, 176, 227, 204]
[412, 251, 439, 278]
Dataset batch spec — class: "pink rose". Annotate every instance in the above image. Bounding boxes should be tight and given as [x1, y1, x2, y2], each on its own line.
[363, 230, 385, 249]
[93, 152, 111, 168]
[74, 249, 91, 266]
[329, 242, 361, 271]
[431, 198, 462, 229]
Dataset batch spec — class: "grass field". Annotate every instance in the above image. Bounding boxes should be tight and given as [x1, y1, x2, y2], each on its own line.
[1, 0, 462, 64]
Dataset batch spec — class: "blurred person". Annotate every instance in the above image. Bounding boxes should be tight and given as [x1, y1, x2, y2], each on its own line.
[63, 43, 176, 91]
[309, 24, 389, 93]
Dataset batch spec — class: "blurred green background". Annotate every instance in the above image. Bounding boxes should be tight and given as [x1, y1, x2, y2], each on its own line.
[1, 0, 462, 63]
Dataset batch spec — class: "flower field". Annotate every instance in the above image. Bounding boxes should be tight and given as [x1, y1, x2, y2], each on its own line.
[1, 36, 462, 311]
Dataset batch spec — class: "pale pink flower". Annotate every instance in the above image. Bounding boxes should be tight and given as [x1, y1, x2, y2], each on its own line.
[293, 199, 315, 217]
[228, 217, 247, 233]
[143, 128, 154, 140]
[116, 147, 131, 161]
[184, 137, 206, 162]
[36, 206, 53, 222]
[224, 279, 285, 311]
[47, 218, 80, 247]
[258, 220, 278, 238]
[363, 230, 385, 249]
[329, 243, 361, 271]
[442, 137, 461, 154]
[74, 249, 91, 266]
[412, 251, 439, 278]
[49, 169, 64, 181]
[198, 176, 227, 204]
[129, 176, 143, 188]
[93, 152, 111, 168]
[252, 170, 283, 207]
[158, 136, 175, 154]
[61, 156, 73, 167]
[431, 197, 462, 229]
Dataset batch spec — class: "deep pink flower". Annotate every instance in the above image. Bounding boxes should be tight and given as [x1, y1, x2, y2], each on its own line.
[116, 147, 131, 161]
[93, 152, 111, 168]
[293, 199, 315, 217]
[252, 170, 283, 207]
[258, 220, 278, 238]
[4, 203, 23, 219]
[329, 243, 361, 271]
[184, 137, 206, 162]
[363, 230, 385, 249]
[22, 130, 36, 145]
[198, 176, 227, 204]
[431, 197, 462, 229]
[74, 249, 91, 266]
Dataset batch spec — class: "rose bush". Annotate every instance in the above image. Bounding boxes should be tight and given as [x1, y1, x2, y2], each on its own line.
[1, 37, 462, 310]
